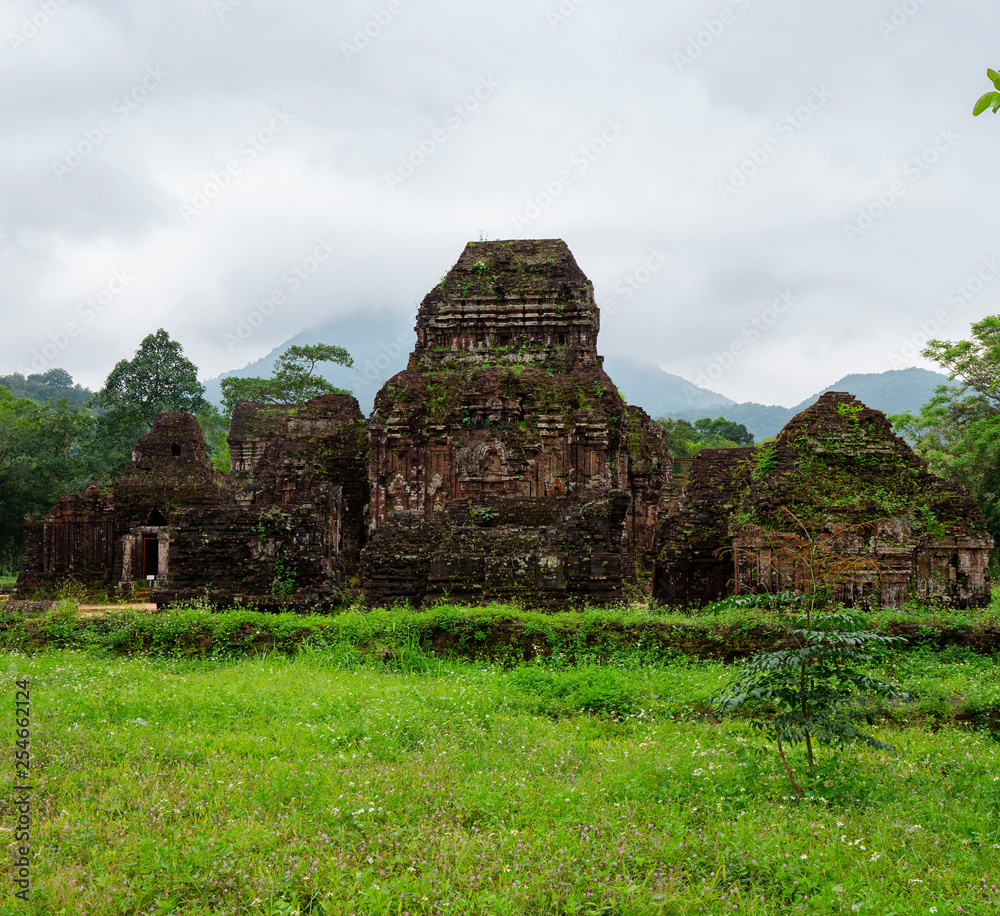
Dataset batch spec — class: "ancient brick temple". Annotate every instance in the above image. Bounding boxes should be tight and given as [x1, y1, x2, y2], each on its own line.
[15, 242, 993, 610]
[18, 397, 368, 609]
[359, 239, 672, 605]
[655, 392, 993, 608]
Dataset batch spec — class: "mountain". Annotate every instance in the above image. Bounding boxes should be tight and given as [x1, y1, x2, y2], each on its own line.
[203, 310, 415, 415]
[662, 367, 951, 441]
[204, 322, 951, 442]
[599, 355, 734, 414]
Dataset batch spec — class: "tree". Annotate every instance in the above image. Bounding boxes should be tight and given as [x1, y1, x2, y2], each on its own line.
[694, 417, 755, 446]
[973, 68, 1000, 116]
[656, 416, 754, 458]
[89, 330, 207, 477]
[220, 344, 354, 414]
[891, 316, 1000, 543]
[0, 389, 97, 573]
[717, 514, 908, 798]
[92, 329, 207, 426]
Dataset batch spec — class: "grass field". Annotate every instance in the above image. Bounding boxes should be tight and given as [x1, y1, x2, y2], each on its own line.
[1, 631, 999, 915]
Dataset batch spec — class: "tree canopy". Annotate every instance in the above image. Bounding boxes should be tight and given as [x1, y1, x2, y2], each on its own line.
[892, 316, 1000, 543]
[0, 387, 97, 573]
[220, 344, 353, 414]
[92, 329, 207, 426]
[656, 416, 755, 458]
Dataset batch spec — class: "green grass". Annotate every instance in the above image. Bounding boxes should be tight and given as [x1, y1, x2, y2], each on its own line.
[0, 575, 17, 587]
[1, 644, 999, 915]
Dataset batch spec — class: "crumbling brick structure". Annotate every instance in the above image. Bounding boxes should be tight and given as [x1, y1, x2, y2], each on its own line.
[655, 392, 993, 608]
[17, 413, 233, 595]
[360, 239, 674, 606]
[17, 242, 992, 613]
[18, 398, 368, 609]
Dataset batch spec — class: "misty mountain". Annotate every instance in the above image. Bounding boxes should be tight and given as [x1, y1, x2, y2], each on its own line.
[203, 310, 416, 415]
[662, 367, 951, 441]
[203, 322, 950, 442]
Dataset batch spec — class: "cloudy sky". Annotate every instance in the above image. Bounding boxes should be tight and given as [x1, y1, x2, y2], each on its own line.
[1, 0, 997, 406]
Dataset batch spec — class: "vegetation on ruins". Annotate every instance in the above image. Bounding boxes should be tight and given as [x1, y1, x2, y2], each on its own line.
[220, 344, 354, 413]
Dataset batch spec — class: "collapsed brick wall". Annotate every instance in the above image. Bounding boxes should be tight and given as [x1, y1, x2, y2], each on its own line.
[16, 414, 232, 596]
[361, 239, 671, 606]
[15, 484, 117, 592]
[653, 448, 753, 606]
[157, 394, 369, 609]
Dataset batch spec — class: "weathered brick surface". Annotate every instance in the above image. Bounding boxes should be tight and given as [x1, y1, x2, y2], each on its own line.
[17, 399, 369, 610]
[655, 392, 993, 608]
[361, 239, 671, 606]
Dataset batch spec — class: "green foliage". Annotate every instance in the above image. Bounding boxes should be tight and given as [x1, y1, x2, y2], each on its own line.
[973, 67, 1000, 115]
[3, 644, 1000, 914]
[92, 328, 207, 427]
[717, 610, 908, 797]
[196, 403, 231, 473]
[0, 368, 92, 408]
[221, 344, 353, 414]
[657, 416, 754, 458]
[89, 329, 207, 477]
[893, 316, 1000, 544]
[0, 387, 99, 571]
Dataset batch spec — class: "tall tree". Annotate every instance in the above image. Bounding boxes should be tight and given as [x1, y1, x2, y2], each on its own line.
[220, 344, 353, 414]
[93, 329, 207, 426]
[89, 329, 207, 477]
[892, 316, 1000, 543]
[0, 388, 97, 572]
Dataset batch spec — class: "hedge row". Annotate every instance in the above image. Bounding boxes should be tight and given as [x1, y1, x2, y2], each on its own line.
[1, 600, 999, 662]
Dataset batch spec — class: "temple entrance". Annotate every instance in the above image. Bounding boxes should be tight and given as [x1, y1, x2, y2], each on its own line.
[142, 536, 159, 580]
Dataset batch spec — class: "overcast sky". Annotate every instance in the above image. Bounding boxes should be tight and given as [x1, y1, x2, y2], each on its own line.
[1, 0, 997, 406]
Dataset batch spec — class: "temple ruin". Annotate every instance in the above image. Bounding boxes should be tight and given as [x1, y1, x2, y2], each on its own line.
[359, 239, 672, 605]
[655, 392, 993, 608]
[15, 241, 993, 610]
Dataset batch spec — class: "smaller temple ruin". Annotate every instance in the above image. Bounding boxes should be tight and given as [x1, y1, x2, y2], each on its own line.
[654, 392, 993, 608]
[14, 242, 994, 611]
[18, 397, 368, 609]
